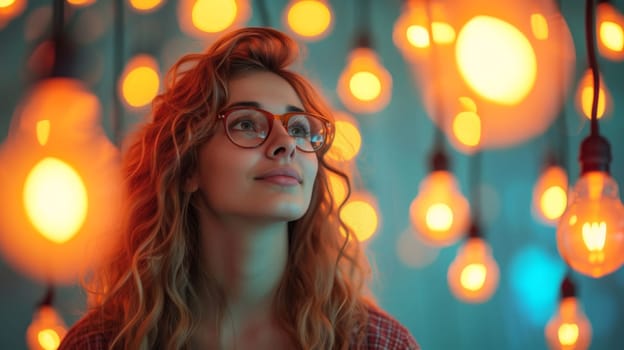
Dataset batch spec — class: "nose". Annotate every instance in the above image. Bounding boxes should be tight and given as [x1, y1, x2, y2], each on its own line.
[266, 121, 296, 159]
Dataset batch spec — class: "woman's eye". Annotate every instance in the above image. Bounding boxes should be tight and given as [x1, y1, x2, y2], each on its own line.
[232, 119, 256, 131]
[289, 126, 310, 137]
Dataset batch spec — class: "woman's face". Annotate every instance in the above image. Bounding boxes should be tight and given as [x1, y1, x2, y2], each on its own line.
[189, 71, 319, 223]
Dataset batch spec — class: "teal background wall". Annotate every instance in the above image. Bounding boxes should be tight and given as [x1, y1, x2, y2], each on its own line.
[1, 0, 624, 349]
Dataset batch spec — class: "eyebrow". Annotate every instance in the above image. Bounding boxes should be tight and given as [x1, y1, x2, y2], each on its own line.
[226, 101, 305, 113]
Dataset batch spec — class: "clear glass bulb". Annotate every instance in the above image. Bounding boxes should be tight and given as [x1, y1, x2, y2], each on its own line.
[556, 171, 624, 277]
[545, 297, 592, 350]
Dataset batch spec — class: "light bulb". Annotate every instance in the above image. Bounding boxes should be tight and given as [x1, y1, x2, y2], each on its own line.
[447, 236, 499, 303]
[26, 305, 68, 350]
[556, 171, 624, 277]
[596, 1, 624, 61]
[545, 277, 592, 350]
[337, 45, 392, 114]
[283, 0, 333, 41]
[409, 170, 470, 246]
[532, 164, 568, 225]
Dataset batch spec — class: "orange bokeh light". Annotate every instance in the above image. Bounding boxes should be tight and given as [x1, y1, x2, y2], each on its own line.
[575, 68, 611, 120]
[284, 0, 333, 41]
[409, 170, 470, 246]
[178, 0, 251, 39]
[119, 54, 161, 109]
[26, 305, 67, 350]
[447, 237, 499, 303]
[596, 2, 624, 61]
[412, 0, 575, 150]
[337, 47, 392, 114]
[532, 165, 568, 225]
[0, 78, 122, 285]
[340, 192, 380, 242]
[545, 298, 592, 350]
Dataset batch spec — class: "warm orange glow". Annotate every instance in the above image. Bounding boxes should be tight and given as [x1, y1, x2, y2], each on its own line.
[413, 0, 574, 150]
[328, 172, 348, 206]
[393, 0, 455, 61]
[452, 111, 481, 148]
[66, 0, 96, 6]
[456, 16, 537, 105]
[23, 157, 88, 244]
[129, 0, 164, 12]
[410, 171, 470, 246]
[178, 0, 251, 39]
[0, 78, 122, 284]
[533, 165, 568, 225]
[393, 0, 430, 59]
[337, 47, 392, 114]
[326, 112, 362, 162]
[557, 171, 624, 277]
[0, 0, 24, 15]
[531, 13, 549, 40]
[120, 54, 160, 109]
[576, 68, 610, 120]
[596, 2, 624, 60]
[545, 298, 592, 350]
[407, 25, 430, 48]
[432, 22, 456, 44]
[447, 237, 499, 303]
[340, 192, 380, 242]
[26, 306, 67, 350]
[459, 263, 487, 291]
[36, 120, 50, 146]
[284, 0, 333, 40]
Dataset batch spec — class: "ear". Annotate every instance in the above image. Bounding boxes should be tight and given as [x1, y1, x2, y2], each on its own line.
[184, 173, 199, 193]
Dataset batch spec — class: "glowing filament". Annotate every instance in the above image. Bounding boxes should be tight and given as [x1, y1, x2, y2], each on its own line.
[38, 329, 61, 350]
[582, 222, 606, 252]
[425, 203, 453, 231]
[558, 323, 580, 346]
[23, 157, 88, 243]
[460, 263, 486, 291]
[349, 72, 381, 102]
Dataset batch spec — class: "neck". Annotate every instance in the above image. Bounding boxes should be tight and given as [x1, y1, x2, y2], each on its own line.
[198, 211, 289, 316]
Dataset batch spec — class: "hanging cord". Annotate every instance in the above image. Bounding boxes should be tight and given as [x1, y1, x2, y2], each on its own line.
[256, 0, 271, 27]
[424, 0, 449, 171]
[550, 0, 569, 174]
[468, 150, 482, 239]
[578, 0, 611, 175]
[37, 283, 55, 309]
[586, 0, 600, 136]
[355, 0, 372, 48]
[112, 0, 124, 147]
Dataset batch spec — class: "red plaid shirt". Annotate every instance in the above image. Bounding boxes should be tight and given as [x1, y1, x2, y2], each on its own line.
[58, 306, 419, 350]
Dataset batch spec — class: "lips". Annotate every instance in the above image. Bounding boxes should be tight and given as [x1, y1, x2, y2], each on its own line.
[255, 167, 303, 184]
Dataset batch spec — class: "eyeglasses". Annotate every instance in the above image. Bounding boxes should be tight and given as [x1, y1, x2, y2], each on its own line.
[217, 107, 334, 153]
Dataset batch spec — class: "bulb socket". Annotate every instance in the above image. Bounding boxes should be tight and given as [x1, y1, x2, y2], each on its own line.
[430, 149, 449, 171]
[579, 133, 611, 174]
[560, 275, 576, 299]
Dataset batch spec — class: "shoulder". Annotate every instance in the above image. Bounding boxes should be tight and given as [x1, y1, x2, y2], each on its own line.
[362, 304, 421, 350]
[58, 310, 115, 350]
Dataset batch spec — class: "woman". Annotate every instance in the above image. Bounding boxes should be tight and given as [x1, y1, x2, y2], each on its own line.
[59, 27, 419, 349]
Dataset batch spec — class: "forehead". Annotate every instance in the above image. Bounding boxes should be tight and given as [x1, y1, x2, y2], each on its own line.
[227, 71, 304, 110]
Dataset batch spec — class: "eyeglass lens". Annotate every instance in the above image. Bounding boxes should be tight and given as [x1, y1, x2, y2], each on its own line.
[225, 108, 326, 152]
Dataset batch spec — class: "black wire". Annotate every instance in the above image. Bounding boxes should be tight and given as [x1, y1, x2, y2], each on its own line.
[112, 0, 124, 147]
[424, 0, 445, 155]
[586, 0, 600, 136]
[469, 150, 482, 226]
